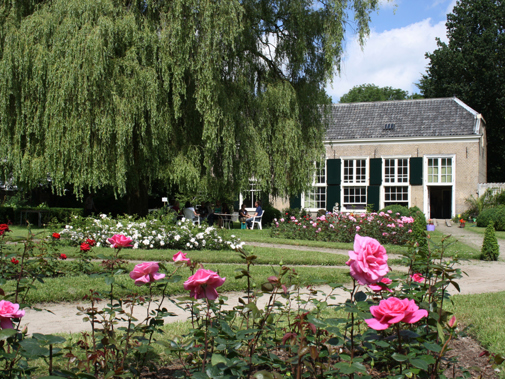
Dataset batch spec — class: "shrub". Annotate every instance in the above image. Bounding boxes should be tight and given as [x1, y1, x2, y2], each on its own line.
[409, 210, 428, 257]
[271, 211, 414, 245]
[481, 222, 500, 261]
[261, 203, 281, 227]
[379, 204, 410, 217]
[476, 205, 505, 230]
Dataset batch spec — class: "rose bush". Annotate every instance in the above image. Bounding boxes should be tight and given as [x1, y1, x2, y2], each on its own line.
[59, 214, 243, 251]
[271, 211, 414, 244]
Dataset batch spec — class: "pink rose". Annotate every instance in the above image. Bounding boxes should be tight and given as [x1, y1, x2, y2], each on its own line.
[173, 251, 190, 264]
[183, 269, 226, 300]
[411, 273, 425, 283]
[129, 262, 165, 286]
[107, 234, 133, 248]
[346, 234, 389, 285]
[0, 300, 25, 329]
[365, 297, 428, 330]
[368, 277, 393, 292]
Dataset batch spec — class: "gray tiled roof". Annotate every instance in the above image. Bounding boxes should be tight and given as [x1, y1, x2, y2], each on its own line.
[325, 97, 481, 140]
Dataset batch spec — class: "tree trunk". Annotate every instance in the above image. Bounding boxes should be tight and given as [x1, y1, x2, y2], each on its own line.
[126, 181, 149, 217]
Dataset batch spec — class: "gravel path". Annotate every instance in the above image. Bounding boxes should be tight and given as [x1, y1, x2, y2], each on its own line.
[21, 225, 505, 335]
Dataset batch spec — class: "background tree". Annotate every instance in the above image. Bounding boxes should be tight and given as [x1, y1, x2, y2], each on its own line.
[339, 83, 420, 103]
[0, 0, 383, 215]
[418, 0, 505, 182]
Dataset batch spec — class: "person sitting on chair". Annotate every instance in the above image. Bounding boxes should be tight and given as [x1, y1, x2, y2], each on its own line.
[183, 201, 199, 223]
[239, 204, 248, 223]
[246, 200, 263, 229]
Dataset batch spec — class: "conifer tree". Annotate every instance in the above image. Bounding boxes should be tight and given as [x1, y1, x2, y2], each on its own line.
[481, 222, 500, 261]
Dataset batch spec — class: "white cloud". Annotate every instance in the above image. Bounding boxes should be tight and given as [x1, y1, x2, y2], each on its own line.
[327, 18, 448, 102]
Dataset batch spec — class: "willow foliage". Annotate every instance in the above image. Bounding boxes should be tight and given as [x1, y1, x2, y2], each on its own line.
[0, 0, 381, 213]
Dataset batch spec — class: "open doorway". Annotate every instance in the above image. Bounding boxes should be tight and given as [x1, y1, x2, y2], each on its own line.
[429, 186, 452, 219]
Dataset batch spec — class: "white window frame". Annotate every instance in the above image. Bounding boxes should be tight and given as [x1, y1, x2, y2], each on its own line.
[423, 154, 456, 219]
[427, 156, 454, 184]
[341, 157, 368, 211]
[239, 179, 262, 212]
[301, 160, 327, 211]
[382, 157, 410, 209]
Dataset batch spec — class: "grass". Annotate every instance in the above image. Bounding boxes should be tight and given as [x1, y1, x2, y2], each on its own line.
[426, 230, 481, 259]
[4, 264, 351, 303]
[228, 228, 481, 259]
[5, 225, 52, 239]
[448, 291, 505, 370]
[464, 224, 505, 240]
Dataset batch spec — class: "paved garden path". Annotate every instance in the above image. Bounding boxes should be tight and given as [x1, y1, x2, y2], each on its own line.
[21, 225, 505, 335]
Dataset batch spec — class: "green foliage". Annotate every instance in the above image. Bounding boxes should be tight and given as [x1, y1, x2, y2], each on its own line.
[464, 189, 499, 218]
[418, 0, 505, 181]
[476, 205, 505, 230]
[339, 83, 418, 103]
[0, 0, 383, 215]
[379, 204, 410, 217]
[261, 203, 281, 227]
[409, 210, 428, 257]
[480, 222, 500, 261]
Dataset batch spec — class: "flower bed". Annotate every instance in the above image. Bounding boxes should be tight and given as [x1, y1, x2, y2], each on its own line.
[0, 226, 470, 378]
[271, 210, 414, 244]
[59, 214, 243, 251]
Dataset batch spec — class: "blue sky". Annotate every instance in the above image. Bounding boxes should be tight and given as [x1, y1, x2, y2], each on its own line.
[326, 0, 457, 102]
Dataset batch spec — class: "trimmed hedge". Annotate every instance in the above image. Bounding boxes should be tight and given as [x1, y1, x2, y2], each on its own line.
[0, 206, 83, 225]
[476, 205, 505, 231]
[378, 205, 422, 218]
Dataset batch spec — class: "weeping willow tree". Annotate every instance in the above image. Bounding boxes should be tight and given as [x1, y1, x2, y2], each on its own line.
[0, 0, 381, 215]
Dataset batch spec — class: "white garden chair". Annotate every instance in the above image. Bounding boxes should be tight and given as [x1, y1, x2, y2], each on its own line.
[183, 208, 200, 225]
[251, 215, 262, 230]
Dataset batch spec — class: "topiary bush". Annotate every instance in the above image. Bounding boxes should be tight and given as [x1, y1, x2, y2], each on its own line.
[409, 210, 428, 257]
[476, 205, 505, 231]
[480, 222, 500, 261]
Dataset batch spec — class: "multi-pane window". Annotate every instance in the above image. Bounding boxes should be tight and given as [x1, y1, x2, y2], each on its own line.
[383, 158, 409, 207]
[303, 161, 326, 209]
[384, 158, 408, 183]
[344, 159, 367, 184]
[342, 159, 367, 210]
[428, 158, 453, 183]
[384, 186, 408, 206]
[242, 180, 262, 209]
[343, 187, 367, 208]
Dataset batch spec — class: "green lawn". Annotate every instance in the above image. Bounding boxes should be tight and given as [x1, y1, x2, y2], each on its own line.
[4, 264, 350, 304]
[448, 291, 505, 370]
[464, 224, 505, 240]
[228, 228, 481, 259]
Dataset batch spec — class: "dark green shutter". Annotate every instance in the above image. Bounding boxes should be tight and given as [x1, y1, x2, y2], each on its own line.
[367, 185, 380, 212]
[326, 185, 341, 212]
[326, 159, 341, 211]
[233, 199, 240, 211]
[290, 195, 301, 209]
[370, 158, 382, 185]
[410, 157, 423, 185]
[327, 159, 341, 185]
